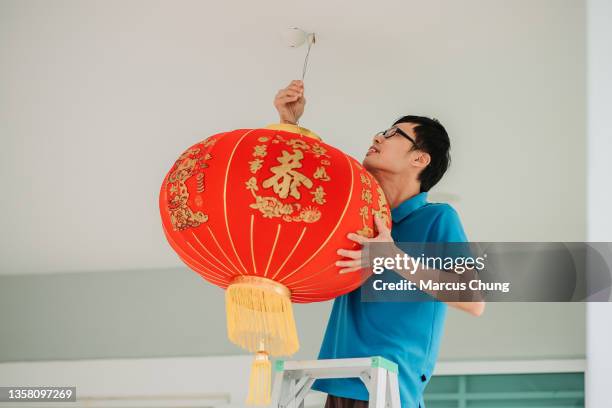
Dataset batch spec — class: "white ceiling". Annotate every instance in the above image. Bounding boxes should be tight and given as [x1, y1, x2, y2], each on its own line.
[0, 0, 586, 275]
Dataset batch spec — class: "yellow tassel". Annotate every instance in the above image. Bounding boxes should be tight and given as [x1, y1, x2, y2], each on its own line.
[246, 350, 272, 406]
[226, 276, 299, 356]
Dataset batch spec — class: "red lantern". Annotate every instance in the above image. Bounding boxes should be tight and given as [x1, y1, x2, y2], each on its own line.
[159, 124, 390, 404]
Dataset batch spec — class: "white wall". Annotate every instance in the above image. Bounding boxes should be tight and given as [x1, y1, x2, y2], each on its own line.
[586, 0, 612, 407]
[0, 0, 585, 276]
[0, 0, 587, 370]
[0, 270, 586, 362]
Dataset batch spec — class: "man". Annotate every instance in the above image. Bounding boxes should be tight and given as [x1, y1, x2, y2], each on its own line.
[274, 80, 485, 408]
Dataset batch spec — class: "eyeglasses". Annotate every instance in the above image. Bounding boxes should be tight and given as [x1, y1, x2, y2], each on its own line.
[377, 127, 418, 147]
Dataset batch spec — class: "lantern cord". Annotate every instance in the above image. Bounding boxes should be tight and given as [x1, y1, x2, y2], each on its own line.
[300, 35, 313, 83]
[295, 34, 314, 132]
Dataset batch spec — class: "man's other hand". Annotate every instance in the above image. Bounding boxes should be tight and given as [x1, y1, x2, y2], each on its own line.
[336, 216, 393, 274]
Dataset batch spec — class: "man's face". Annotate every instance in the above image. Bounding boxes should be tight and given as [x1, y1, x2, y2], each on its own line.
[362, 122, 421, 174]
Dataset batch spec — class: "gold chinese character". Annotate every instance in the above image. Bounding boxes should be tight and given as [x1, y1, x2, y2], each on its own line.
[253, 145, 267, 157]
[313, 166, 331, 181]
[262, 150, 313, 199]
[202, 138, 217, 148]
[311, 143, 327, 156]
[249, 158, 264, 174]
[245, 177, 258, 192]
[361, 189, 373, 204]
[286, 139, 309, 150]
[311, 186, 326, 204]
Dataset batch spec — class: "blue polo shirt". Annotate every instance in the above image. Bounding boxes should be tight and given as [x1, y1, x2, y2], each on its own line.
[311, 192, 468, 408]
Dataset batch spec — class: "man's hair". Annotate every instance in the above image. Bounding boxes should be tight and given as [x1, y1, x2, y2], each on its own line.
[392, 115, 451, 192]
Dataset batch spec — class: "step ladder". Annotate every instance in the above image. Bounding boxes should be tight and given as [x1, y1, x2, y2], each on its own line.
[270, 357, 401, 408]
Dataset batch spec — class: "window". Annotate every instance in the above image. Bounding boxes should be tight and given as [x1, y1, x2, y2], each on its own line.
[424, 372, 584, 408]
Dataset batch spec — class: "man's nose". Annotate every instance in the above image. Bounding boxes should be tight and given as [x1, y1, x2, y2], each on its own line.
[373, 133, 384, 144]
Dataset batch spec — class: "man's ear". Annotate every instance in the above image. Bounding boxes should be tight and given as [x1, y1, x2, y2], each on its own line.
[412, 151, 431, 169]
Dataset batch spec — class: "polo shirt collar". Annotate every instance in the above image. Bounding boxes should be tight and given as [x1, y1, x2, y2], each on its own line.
[391, 192, 429, 223]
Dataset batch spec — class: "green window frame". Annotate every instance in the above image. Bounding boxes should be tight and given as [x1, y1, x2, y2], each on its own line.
[424, 372, 584, 408]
